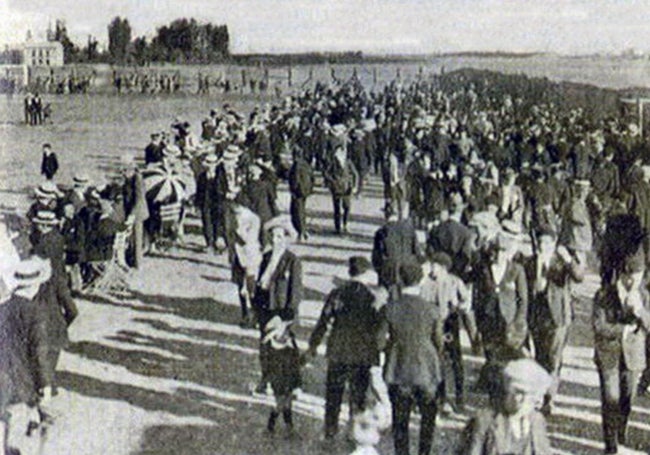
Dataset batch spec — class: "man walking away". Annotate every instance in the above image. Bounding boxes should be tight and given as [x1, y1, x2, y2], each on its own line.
[305, 256, 384, 442]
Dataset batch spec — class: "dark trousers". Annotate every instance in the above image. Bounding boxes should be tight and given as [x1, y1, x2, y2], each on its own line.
[324, 362, 370, 437]
[598, 362, 641, 454]
[531, 323, 569, 403]
[389, 385, 439, 455]
[200, 209, 218, 247]
[290, 196, 308, 237]
[442, 314, 464, 406]
[331, 194, 350, 233]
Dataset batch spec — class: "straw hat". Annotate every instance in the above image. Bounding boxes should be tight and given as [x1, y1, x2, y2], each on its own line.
[264, 215, 298, 240]
[34, 181, 63, 199]
[32, 210, 58, 226]
[73, 173, 90, 185]
[13, 256, 52, 293]
[203, 153, 219, 165]
[222, 145, 242, 162]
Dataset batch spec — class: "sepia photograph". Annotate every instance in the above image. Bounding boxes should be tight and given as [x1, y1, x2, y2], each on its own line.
[2, 1, 650, 454]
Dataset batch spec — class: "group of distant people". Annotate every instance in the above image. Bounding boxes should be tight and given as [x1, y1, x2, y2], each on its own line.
[196, 72, 272, 96]
[113, 71, 182, 95]
[23, 93, 50, 126]
[28, 73, 93, 95]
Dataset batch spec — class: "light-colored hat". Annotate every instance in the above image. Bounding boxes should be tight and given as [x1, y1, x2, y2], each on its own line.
[13, 256, 52, 290]
[34, 181, 63, 199]
[503, 358, 552, 395]
[203, 153, 219, 165]
[32, 210, 58, 226]
[222, 145, 242, 162]
[73, 173, 90, 185]
[262, 315, 293, 349]
[264, 215, 298, 240]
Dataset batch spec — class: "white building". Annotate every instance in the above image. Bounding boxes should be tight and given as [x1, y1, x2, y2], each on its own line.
[23, 41, 64, 67]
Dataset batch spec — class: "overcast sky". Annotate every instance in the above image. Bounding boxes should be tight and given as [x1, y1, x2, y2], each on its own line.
[2, 0, 650, 55]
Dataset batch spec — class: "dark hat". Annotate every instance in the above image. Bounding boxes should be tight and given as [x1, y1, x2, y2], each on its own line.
[349, 256, 371, 277]
[399, 262, 423, 287]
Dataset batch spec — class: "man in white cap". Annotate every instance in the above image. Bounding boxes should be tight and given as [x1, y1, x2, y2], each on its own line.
[457, 358, 552, 454]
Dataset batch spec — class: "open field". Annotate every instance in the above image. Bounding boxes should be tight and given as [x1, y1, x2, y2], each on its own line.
[1, 69, 650, 454]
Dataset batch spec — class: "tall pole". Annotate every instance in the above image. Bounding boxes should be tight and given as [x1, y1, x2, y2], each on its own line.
[638, 97, 644, 139]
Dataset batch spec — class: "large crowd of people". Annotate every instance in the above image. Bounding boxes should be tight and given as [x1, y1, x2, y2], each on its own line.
[3, 68, 650, 454]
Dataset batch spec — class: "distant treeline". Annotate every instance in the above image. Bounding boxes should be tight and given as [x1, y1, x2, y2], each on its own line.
[109, 17, 230, 65]
[16, 17, 231, 65]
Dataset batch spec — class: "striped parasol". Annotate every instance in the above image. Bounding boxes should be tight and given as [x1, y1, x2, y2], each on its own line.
[142, 164, 187, 203]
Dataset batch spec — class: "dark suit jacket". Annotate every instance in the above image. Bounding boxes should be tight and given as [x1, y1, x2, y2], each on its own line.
[529, 253, 583, 329]
[323, 159, 359, 196]
[25, 277, 77, 389]
[195, 170, 227, 216]
[31, 229, 66, 279]
[383, 293, 444, 397]
[593, 285, 650, 372]
[61, 215, 86, 264]
[472, 255, 529, 349]
[426, 219, 475, 280]
[239, 179, 278, 224]
[85, 216, 119, 262]
[41, 152, 58, 179]
[372, 219, 423, 287]
[308, 280, 381, 365]
[288, 157, 314, 199]
[255, 250, 303, 323]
